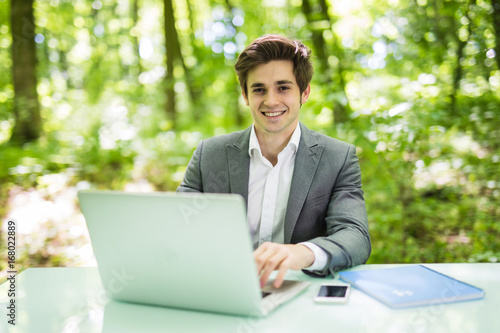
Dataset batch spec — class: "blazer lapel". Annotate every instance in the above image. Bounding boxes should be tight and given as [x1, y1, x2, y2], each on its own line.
[226, 127, 251, 207]
[284, 123, 323, 243]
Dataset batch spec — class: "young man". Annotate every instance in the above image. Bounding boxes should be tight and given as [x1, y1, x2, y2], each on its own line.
[177, 35, 371, 288]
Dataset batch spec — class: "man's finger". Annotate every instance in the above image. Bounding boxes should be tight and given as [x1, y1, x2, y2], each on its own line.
[254, 244, 273, 274]
[259, 251, 286, 287]
[273, 259, 290, 288]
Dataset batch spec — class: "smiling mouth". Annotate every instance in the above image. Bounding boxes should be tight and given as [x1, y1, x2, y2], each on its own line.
[262, 111, 286, 117]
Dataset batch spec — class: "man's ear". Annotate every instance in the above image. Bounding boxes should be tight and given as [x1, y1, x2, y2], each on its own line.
[301, 84, 311, 104]
[242, 90, 249, 106]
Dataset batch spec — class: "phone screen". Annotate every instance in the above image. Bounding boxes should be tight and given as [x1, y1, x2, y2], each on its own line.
[317, 285, 348, 298]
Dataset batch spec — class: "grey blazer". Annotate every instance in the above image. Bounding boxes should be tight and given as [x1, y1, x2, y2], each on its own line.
[177, 122, 371, 277]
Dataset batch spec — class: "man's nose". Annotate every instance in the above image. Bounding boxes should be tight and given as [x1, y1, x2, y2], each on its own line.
[264, 90, 279, 107]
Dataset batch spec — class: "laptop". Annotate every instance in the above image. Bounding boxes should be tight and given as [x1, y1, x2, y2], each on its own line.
[78, 190, 310, 317]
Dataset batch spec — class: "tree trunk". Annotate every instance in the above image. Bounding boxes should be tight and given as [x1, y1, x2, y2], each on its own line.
[492, 0, 500, 70]
[450, 5, 471, 114]
[320, 0, 351, 124]
[181, 52, 201, 120]
[131, 0, 143, 76]
[450, 35, 465, 114]
[222, 0, 243, 126]
[301, 0, 350, 125]
[10, 0, 41, 144]
[301, 0, 330, 80]
[164, 0, 180, 125]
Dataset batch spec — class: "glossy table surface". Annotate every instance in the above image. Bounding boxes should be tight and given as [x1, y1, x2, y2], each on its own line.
[1, 263, 499, 333]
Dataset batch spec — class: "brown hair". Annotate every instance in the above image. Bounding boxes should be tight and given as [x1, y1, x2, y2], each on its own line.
[234, 34, 313, 96]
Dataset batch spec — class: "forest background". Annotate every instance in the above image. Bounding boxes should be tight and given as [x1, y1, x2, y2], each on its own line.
[1, 0, 499, 280]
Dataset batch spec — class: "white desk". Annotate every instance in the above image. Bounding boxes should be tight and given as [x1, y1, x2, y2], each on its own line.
[1, 263, 498, 332]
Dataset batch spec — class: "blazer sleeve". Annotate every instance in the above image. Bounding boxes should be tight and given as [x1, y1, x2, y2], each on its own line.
[177, 140, 204, 193]
[306, 144, 371, 277]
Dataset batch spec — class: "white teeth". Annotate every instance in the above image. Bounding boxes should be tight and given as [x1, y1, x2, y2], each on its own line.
[263, 111, 284, 117]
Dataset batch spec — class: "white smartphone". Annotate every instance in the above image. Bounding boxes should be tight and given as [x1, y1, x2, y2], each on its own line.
[314, 284, 351, 303]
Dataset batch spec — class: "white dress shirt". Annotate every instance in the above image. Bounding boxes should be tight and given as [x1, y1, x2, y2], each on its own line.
[247, 123, 328, 271]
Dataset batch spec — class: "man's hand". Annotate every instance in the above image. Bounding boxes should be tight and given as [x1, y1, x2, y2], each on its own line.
[253, 242, 315, 289]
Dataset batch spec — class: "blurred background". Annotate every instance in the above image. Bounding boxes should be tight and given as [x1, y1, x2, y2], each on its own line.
[1, 0, 499, 280]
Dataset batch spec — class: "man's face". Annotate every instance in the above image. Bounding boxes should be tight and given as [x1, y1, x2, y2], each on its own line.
[243, 60, 310, 138]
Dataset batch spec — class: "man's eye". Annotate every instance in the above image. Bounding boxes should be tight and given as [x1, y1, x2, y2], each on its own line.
[278, 86, 290, 91]
[253, 88, 265, 93]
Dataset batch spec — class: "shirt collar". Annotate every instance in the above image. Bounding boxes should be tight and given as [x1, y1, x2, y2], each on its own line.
[248, 122, 301, 157]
